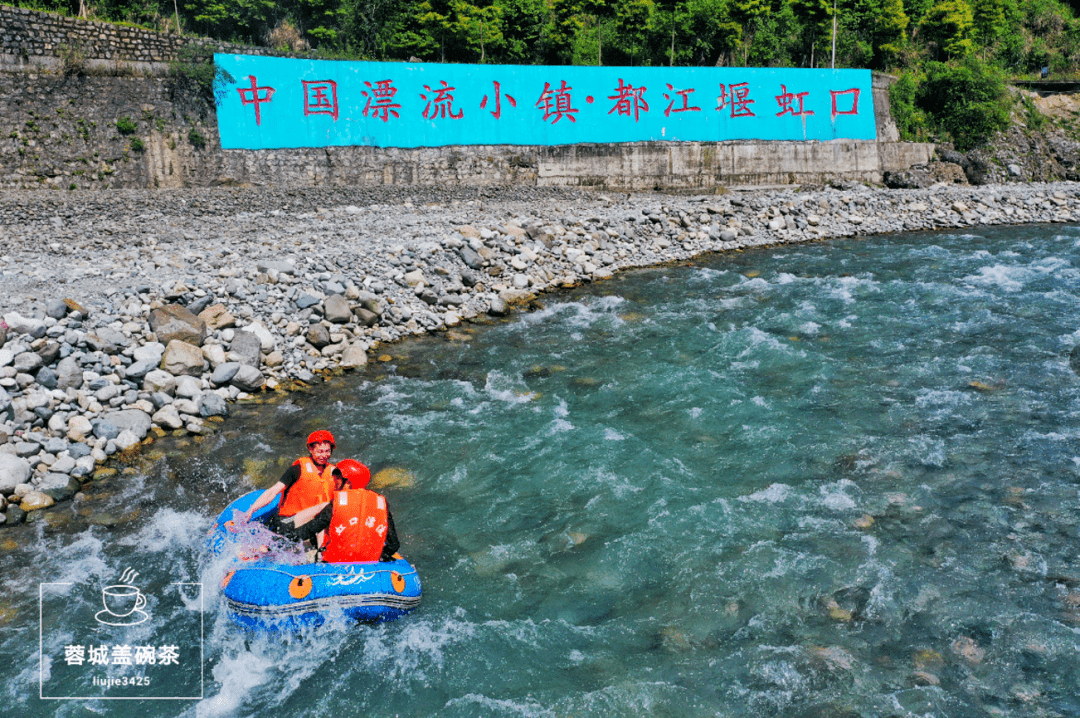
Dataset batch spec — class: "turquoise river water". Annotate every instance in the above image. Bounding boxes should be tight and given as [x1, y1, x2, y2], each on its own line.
[4, 223, 1080, 717]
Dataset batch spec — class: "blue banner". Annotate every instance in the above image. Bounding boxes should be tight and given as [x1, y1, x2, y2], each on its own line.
[214, 54, 877, 150]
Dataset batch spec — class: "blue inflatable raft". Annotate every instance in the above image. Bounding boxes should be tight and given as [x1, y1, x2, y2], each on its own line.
[210, 490, 422, 630]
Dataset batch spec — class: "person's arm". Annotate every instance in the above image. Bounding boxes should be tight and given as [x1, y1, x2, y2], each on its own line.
[243, 465, 299, 521]
[287, 502, 333, 543]
[380, 510, 400, 562]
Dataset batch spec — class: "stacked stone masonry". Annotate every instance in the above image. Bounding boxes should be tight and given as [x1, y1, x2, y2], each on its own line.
[0, 5, 291, 70]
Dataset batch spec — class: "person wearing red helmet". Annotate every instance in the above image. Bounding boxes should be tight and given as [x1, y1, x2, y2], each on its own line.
[282, 457, 401, 563]
[242, 430, 338, 528]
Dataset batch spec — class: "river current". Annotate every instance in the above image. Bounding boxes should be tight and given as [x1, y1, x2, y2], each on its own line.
[4, 223, 1080, 717]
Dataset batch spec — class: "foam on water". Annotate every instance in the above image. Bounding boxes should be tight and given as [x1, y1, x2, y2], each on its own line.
[11, 223, 1080, 716]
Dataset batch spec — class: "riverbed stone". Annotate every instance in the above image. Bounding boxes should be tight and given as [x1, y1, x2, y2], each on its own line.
[114, 430, 141, 451]
[199, 393, 228, 418]
[152, 405, 184, 430]
[102, 409, 152, 440]
[55, 356, 82, 390]
[143, 369, 177, 395]
[133, 342, 166, 364]
[0, 454, 31, 494]
[174, 375, 202, 399]
[160, 340, 207, 376]
[198, 304, 236, 331]
[340, 344, 368, 368]
[149, 304, 207, 346]
[20, 490, 54, 511]
[231, 365, 266, 392]
[66, 415, 93, 441]
[124, 359, 157, 380]
[230, 331, 262, 367]
[210, 362, 241, 385]
[324, 295, 353, 324]
[243, 321, 276, 352]
[306, 324, 331, 348]
[85, 327, 130, 354]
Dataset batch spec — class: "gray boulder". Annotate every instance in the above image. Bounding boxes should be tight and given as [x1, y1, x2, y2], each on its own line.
[460, 246, 484, 269]
[143, 369, 178, 395]
[102, 409, 152, 440]
[36, 366, 58, 389]
[55, 356, 83, 390]
[210, 362, 241, 386]
[13, 352, 42, 373]
[306, 324, 331, 349]
[124, 359, 157, 380]
[199, 393, 228, 418]
[85, 327, 130, 354]
[324, 295, 353, 324]
[0, 455, 31, 493]
[231, 365, 266, 392]
[229, 331, 262, 367]
[92, 419, 120, 441]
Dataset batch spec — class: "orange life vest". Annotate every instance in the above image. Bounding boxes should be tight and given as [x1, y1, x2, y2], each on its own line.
[279, 457, 336, 517]
[321, 488, 389, 563]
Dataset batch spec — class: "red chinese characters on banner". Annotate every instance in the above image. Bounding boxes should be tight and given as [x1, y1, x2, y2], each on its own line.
[830, 88, 860, 118]
[302, 80, 338, 121]
[237, 75, 275, 125]
[362, 80, 401, 122]
[776, 85, 814, 117]
[716, 83, 755, 118]
[421, 81, 464, 120]
[480, 81, 517, 119]
[535, 80, 579, 124]
[663, 84, 701, 117]
[608, 79, 649, 121]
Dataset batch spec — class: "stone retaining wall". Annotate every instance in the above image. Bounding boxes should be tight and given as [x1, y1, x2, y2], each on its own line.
[0, 6, 935, 191]
[0, 5, 287, 73]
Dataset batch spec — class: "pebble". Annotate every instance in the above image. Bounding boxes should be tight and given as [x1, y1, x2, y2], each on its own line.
[2, 182, 1080, 519]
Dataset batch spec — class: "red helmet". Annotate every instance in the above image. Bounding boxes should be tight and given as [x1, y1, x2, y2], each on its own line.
[307, 430, 335, 448]
[336, 459, 371, 489]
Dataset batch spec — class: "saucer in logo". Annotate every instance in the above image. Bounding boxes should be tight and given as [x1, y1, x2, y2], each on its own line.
[94, 568, 150, 626]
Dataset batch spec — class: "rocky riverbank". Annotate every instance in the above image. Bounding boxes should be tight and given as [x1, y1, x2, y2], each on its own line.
[2, 181, 1079, 524]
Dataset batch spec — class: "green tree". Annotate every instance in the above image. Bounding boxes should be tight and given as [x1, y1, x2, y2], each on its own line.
[611, 0, 654, 65]
[547, 0, 585, 62]
[730, 0, 773, 63]
[917, 55, 1010, 148]
[920, 0, 975, 58]
[447, 0, 504, 62]
[790, 0, 832, 66]
[493, 0, 546, 63]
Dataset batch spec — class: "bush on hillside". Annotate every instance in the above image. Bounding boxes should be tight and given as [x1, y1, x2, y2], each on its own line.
[917, 56, 1012, 150]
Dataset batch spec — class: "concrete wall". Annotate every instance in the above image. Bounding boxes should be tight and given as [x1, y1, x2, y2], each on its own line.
[0, 6, 934, 191]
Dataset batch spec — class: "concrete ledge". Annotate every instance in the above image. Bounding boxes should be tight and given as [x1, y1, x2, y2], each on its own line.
[215, 140, 935, 191]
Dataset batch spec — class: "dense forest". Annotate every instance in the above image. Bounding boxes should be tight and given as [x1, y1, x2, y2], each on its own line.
[12, 0, 1080, 148]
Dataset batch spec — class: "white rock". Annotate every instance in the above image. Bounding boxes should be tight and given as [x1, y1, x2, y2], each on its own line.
[202, 343, 227, 367]
[152, 405, 184, 430]
[242, 321, 277, 352]
[143, 369, 177, 395]
[133, 342, 166, 363]
[114, 430, 141, 451]
[174, 376, 203, 399]
[173, 399, 200, 416]
[51, 455, 77, 474]
[67, 415, 93, 441]
[0, 454, 32, 493]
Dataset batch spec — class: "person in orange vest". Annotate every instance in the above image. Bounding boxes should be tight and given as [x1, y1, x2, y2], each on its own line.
[282, 458, 400, 563]
[242, 430, 338, 532]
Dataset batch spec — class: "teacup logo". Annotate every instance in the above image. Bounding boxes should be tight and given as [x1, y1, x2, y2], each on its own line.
[95, 567, 150, 626]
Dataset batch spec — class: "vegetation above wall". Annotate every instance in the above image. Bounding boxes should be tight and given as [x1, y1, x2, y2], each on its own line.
[7, 0, 1080, 149]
